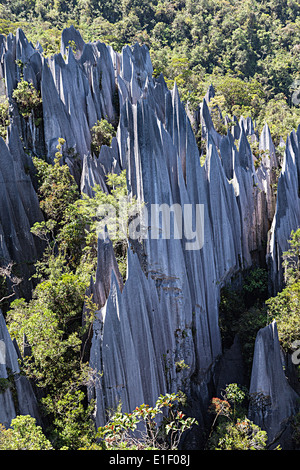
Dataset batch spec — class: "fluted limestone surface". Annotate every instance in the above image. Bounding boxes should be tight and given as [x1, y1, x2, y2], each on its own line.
[87, 72, 272, 429]
[257, 123, 278, 224]
[0, 310, 41, 427]
[249, 321, 299, 448]
[0, 26, 299, 445]
[267, 128, 300, 294]
[0, 131, 44, 299]
[80, 137, 122, 197]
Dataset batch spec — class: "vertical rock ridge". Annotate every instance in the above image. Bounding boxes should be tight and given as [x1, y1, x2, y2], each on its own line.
[0, 27, 299, 447]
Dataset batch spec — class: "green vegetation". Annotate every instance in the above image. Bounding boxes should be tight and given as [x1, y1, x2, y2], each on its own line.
[1, 0, 300, 451]
[94, 392, 197, 450]
[76, 169, 140, 279]
[267, 281, 300, 352]
[7, 273, 95, 449]
[266, 229, 300, 354]
[33, 141, 79, 224]
[0, 415, 53, 450]
[218, 267, 269, 373]
[0, 99, 9, 139]
[4, 146, 138, 448]
[90, 118, 116, 156]
[12, 79, 43, 124]
[2, 0, 300, 143]
[282, 229, 300, 286]
[207, 383, 269, 450]
[220, 230, 300, 390]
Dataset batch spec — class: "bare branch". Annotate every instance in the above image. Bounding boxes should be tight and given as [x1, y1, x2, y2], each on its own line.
[0, 262, 22, 304]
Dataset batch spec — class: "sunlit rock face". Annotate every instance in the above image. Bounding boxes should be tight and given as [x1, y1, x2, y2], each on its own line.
[0, 310, 41, 428]
[0, 26, 299, 447]
[249, 321, 299, 449]
[267, 130, 300, 295]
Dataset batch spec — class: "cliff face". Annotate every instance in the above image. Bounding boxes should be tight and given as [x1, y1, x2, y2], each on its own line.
[0, 26, 299, 448]
[267, 129, 300, 295]
[249, 321, 299, 449]
[0, 310, 41, 427]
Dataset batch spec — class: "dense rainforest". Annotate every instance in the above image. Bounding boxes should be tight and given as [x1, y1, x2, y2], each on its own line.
[2, 0, 300, 143]
[0, 0, 299, 452]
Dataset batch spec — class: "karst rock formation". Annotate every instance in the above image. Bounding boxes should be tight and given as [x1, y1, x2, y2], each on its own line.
[0, 26, 299, 449]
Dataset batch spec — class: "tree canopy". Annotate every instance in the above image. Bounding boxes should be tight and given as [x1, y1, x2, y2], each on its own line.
[1, 0, 300, 143]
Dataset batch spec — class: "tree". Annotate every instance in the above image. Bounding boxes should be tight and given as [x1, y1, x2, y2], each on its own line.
[282, 228, 300, 286]
[212, 418, 268, 450]
[90, 118, 116, 156]
[0, 415, 53, 450]
[6, 164, 139, 447]
[12, 79, 42, 121]
[0, 98, 9, 139]
[6, 272, 96, 449]
[94, 392, 197, 450]
[76, 169, 140, 279]
[266, 229, 300, 353]
[32, 140, 79, 225]
[207, 383, 268, 450]
[203, 73, 266, 120]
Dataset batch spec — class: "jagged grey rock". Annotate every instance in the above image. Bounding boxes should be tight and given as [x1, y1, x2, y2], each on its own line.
[267, 131, 300, 294]
[256, 123, 278, 225]
[0, 27, 299, 449]
[215, 335, 246, 397]
[80, 153, 108, 197]
[87, 50, 272, 428]
[84, 38, 297, 435]
[249, 321, 299, 448]
[232, 125, 269, 265]
[0, 136, 44, 298]
[61, 24, 85, 60]
[88, 245, 171, 428]
[0, 311, 41, 427]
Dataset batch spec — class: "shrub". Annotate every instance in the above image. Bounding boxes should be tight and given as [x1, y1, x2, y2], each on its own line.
[236, 306, 268, 374]
[12, 79, 42, 120]
[207, 384, 267, 450]
[218, 286, 245, 348]
[0, 415, 53, 450]
[41, 390, 95, 450]
[266, 281, 300, 353]
[266, 229, 300, 353]
[0, 98, 9, 139]
[76, 169, 140, 279]
[6, 271, 95, 449]
[90, 118, 116, 156]
[282, 228, 300, 286]
[219, 281, 268, 376]
[32, 148, 79, 224]
[95, 392, 197, 450]
[213, 418, 268, 450]
[242, 267, 269, 306]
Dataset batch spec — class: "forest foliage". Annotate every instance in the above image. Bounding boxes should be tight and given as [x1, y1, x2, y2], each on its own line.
[1, 0, 300, 143]
[0, 0, 300, 451]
